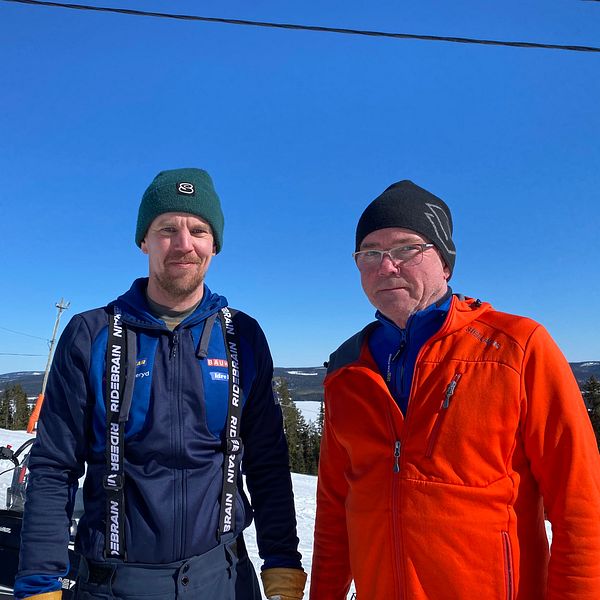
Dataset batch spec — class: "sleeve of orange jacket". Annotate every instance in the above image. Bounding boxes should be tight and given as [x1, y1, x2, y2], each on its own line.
[309, 389, 353, 599]
[520, 325, 600, 600]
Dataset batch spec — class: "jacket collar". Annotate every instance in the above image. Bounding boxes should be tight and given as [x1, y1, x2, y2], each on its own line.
[439, 294, 492, 338]
[111, 278, 227, 330]
[374, 287, 453, 344]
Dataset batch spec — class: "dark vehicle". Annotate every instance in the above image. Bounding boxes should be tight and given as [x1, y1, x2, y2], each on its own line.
[0, 439, 80, 599]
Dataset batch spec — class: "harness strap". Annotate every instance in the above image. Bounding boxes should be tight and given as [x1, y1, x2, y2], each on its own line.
[103, 306, 128, 560]
[121, 328, 137, 423]
[196, 312, 218, 359]
[217, 307, 243, 540]
[102, 305, 242, 554]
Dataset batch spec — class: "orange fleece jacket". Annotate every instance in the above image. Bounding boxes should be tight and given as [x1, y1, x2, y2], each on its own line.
[310, 297, 600, 599]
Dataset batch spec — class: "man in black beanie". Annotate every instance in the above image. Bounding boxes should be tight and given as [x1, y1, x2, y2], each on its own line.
[16, 168, 306, 600]
[311, 180, 600, 599]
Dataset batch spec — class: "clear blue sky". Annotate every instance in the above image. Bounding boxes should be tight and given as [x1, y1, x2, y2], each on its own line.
[1, 0, 599, 373]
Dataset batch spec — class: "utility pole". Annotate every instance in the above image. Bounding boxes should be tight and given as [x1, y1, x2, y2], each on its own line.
[40, 298, 70, 396]
[27, 298, 70, 433]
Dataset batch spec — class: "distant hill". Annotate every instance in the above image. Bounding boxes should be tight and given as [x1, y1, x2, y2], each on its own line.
[274, 367, 326, 403]
[0, 368, 328, 402]
[2, 362, 599, 402]
[274, 362, 600, 401]
[569, 362, 600, 384]
[0, 371, 44, 398]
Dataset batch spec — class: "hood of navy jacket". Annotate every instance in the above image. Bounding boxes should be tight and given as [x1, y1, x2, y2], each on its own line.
[112, 277, 227, 330]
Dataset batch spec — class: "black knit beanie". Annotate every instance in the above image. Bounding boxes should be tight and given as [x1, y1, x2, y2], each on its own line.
[136, 168, 224, 253]
[355, 180, 456, 274]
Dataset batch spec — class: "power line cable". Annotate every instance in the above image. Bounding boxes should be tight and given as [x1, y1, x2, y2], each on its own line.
[3, 0, 600, 53]
[0, 352, 46, 356]
[0, 326, 48, 343]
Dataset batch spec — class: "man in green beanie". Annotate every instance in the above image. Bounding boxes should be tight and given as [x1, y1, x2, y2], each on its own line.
[16, 168, 307, 600]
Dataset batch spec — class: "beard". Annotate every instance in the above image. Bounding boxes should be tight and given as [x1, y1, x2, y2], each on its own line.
[154, 263, 206, 301]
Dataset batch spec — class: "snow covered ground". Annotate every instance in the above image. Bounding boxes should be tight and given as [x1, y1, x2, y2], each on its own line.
[0, 428, 36, 496]
[0, 428, 552, 599]
[242, 472, 337, 597]
[295, 400, 322, 424]
[284, 371, 321, 377]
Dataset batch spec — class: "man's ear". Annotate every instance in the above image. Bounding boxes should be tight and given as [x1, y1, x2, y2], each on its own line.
[141, 239, 148, 255]
[443, 264, 451, 281]
[212, 243, 217, 256]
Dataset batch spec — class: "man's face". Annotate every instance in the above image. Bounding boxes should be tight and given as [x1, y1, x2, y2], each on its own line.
[141, 212, 215, 308]
[358, 227, 450, 328]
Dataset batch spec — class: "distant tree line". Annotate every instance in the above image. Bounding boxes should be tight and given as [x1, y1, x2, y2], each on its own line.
[273, 377, 323, 476]
[0, 384, 32, 430]
[274, 373, 600, 476]
[4, 373, 595, 460]
[583, 375, 600, 451]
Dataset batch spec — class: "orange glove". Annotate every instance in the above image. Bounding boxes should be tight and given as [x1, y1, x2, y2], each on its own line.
[261, 567, 307, 600]
[25, 593, 62, 600]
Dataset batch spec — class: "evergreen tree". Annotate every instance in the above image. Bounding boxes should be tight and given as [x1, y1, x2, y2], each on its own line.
[0, 385, 31, 430]
[272, 377, 324, 475]
[303, 421, 320, 475]
[12, 384, 31, 430]
[583, 375, 600, 450]
[315, 399, 324, 459]
[0, 388, 12, 429]
[317, 400, 324, 435]
[301, 401, 324, 475]
[274, 378, 307, 473]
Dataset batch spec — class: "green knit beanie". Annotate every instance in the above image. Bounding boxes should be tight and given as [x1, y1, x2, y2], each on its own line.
[135, 168, 224, 253]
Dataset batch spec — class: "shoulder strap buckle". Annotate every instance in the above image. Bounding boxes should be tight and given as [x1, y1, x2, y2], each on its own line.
[225, 437, 243, 455]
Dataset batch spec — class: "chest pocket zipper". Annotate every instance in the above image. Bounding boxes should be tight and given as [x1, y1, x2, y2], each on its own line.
[425, 373, 462, 458]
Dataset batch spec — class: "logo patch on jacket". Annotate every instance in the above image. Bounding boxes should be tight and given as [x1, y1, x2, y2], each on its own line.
[465, 326, 501, 349]
[136, 358, 150, 378]
[207, 358, 228, 367]
[209, 372, 229, 382]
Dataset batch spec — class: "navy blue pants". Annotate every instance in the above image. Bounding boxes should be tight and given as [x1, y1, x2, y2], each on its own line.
[75, 538, 261, 600]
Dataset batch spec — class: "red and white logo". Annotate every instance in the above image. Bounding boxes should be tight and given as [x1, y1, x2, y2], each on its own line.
[207, 358, 228, 367]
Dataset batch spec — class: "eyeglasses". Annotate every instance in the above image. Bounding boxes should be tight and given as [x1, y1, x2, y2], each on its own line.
[352, 243, 435, 269]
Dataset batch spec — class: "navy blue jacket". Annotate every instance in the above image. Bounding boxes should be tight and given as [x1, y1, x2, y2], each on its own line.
[15, 279, 301, 598]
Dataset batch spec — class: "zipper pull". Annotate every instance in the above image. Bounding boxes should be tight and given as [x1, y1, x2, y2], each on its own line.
[387, 341, 406, 383]
[391, 340, 406, 362]
[170, 332, 179, 359]
[443, 373, 462, 408]
[393, 440, 401, 473]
